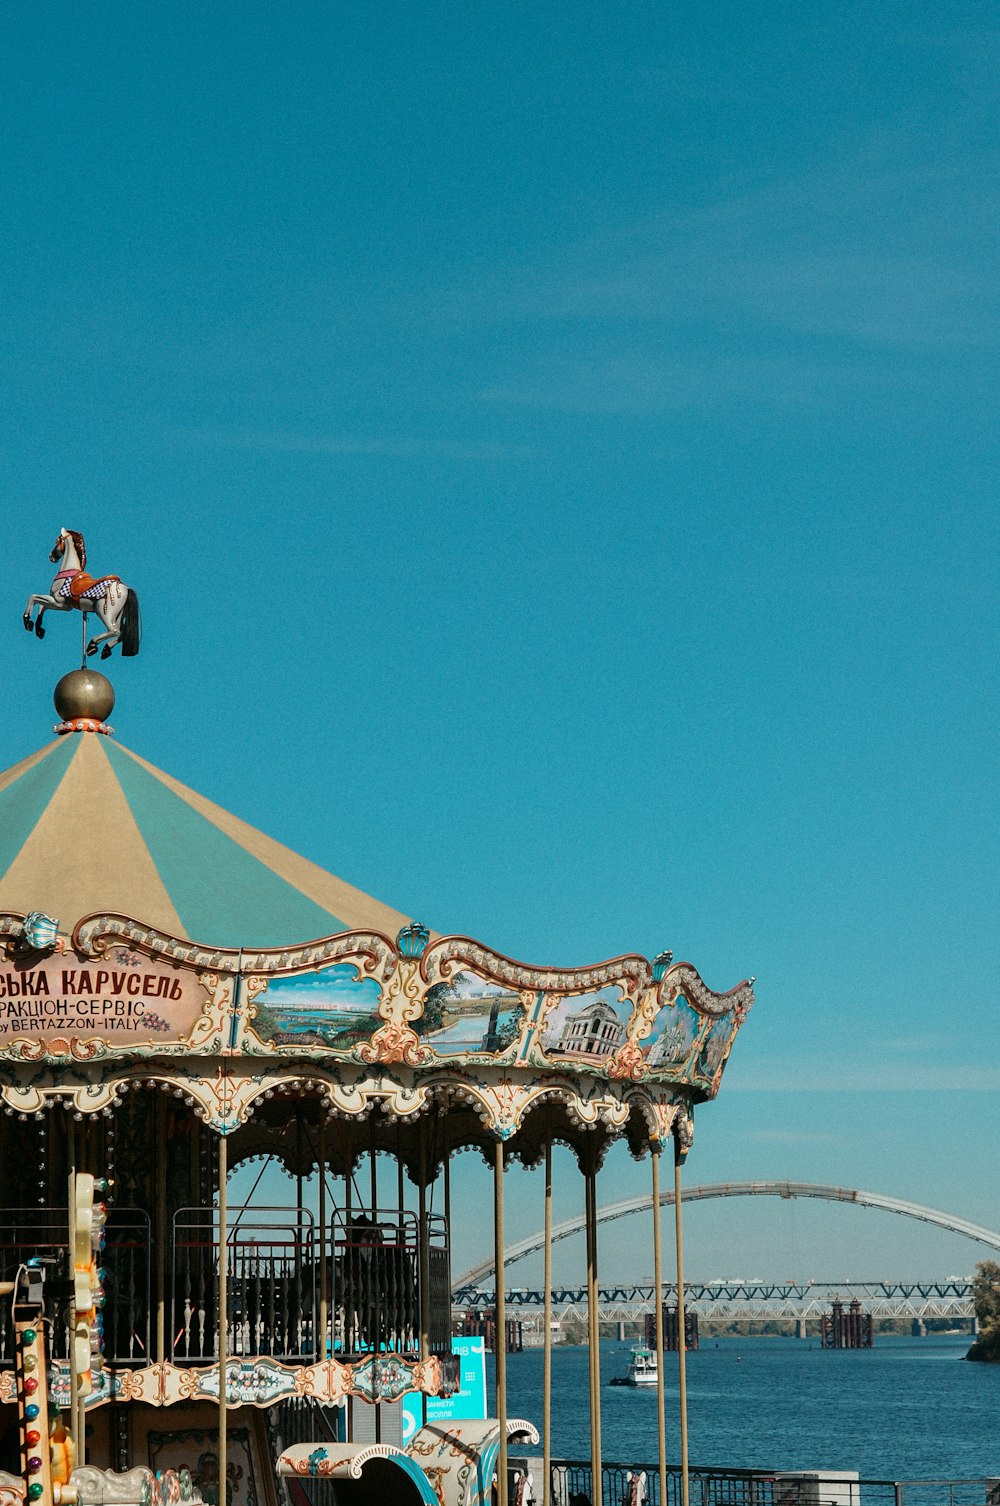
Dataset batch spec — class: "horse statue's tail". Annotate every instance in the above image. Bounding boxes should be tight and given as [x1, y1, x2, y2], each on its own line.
[121, 588, 142, 657]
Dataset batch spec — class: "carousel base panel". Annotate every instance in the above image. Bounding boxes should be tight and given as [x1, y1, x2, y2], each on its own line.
[1, 1405, 539, 1506]
[0, 1405, 278, 1506]
[277, 1418, 538, 1506]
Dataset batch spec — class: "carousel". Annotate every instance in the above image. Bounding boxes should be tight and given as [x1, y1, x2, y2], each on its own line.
[1, 531, 755, 1506]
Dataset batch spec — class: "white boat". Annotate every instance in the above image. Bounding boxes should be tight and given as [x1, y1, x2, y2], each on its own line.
[610, 1345, 658, 1386]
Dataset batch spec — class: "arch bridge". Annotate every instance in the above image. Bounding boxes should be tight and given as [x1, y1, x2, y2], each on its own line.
[453, 1181, 998, 1321]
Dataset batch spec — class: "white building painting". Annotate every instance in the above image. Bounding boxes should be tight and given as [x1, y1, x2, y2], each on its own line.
[547, 998, 624, 1059]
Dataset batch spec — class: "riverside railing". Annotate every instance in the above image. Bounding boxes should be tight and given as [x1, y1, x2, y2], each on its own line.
[537, 1460, 998, 1506]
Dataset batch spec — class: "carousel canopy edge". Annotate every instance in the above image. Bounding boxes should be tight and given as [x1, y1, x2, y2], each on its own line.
[0, 904, 753, 1114]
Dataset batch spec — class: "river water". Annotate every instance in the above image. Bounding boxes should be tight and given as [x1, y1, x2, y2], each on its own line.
[493, 1336, 999, 1481]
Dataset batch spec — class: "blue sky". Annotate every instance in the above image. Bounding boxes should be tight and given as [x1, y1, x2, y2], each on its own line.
[2, 2, 998, 1279]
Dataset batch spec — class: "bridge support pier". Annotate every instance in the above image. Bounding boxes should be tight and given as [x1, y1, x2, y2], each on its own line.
[911, 1319, 927, 1338]
[616, 1319, 626, 1341]
[795, 1318, 808, 1340]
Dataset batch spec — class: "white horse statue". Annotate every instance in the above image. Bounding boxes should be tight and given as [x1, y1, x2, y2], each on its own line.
[23, 528, 142, 658]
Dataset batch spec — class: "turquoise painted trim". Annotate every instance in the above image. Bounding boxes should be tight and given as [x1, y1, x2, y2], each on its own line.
[408, 1421, 506, 1506]
[475, 1437, 503, 1505]
[0, 741, 73, 884]
[103, 742, 350, 948]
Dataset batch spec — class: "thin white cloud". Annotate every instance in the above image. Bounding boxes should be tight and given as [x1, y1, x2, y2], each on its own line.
[170, 425, 532, 462]
[726, 1064, 1000, 1092]
[459, 127, 1000, 415]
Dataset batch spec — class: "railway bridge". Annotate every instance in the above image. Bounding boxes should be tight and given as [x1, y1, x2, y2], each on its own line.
[451, 1277, 976, 1324]
[453, 1181, 997, 1325]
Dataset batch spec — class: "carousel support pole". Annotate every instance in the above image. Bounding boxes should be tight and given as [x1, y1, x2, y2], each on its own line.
[296, 1108, 305, 1235]
[418, 1119, 431, 1428]
[344, 1125, 353, 1443]
[318, 1111, 328, 1360]
[443, 1118, 454, 1420]
[218, 1134, 228, 1505]
[373, 1115, 382, 1445]
[397, 1126, 405, 1211]
[155, 1097, 167, 1365]
[493, 1138, 508, 1506]
[370, 1116, 378, 1211]
[294, 1107, 306, 1372]
[651, 1141, 667, 1506]
[584, 1146, 602, 1506]
[443, 1117, 451, 1245]
[345, 1123, 353, 1223]
[674, 1137, 689, 1506]
[542, 1137, 553, 1506]
[66, 1116, 83, 1466]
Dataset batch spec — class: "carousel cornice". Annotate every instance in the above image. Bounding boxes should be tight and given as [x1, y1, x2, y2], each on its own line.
[0, 910, 747, 1152]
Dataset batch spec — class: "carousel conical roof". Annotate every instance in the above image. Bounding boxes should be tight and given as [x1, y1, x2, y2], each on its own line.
[0, 733, 412, 948]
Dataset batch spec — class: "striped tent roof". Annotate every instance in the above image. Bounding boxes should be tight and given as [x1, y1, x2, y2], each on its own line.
[0, 734, 412, 948]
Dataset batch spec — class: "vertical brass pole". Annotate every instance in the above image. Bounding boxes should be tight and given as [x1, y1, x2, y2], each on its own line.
[674, 1140, 689, 1506]
[218, 1134, 228, 1504]
[191, 1115, 201, 1213]
[345, 1123, 353, 1223]
[296, 1110, 304, 1225]
[443, 1118, 453, 1432]
[584, 1152, 602, 1506]
[372, 1116, 382, 1447]
[651, 1143, 667, 1506]
[416, 1120, 430, 1438]
[66, 1117, 82, 1466]
[318, 1111, 328, 1360]
[370, 1117, 378, 1211]
[418, 1119, 431, 1432]
[493, 1139, 508, 1506]
[344, 1126, 353, 1443]
[155, 1098, 167, 1365]
[443, 1120, 451, 1243]
[418, 1121, 431, 1364]
[542, 1138, 553, 1506]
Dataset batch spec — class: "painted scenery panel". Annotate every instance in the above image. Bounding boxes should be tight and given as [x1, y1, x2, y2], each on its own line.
[644, 992, 703, 1071]
[693, 1011, 736, 1082]
[416, 972, 524, 1056]
[541, 986, 629, 1064]
[249, 963, 381, 1050]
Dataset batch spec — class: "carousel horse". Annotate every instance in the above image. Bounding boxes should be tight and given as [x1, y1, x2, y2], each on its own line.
[23, 528, 142, 658]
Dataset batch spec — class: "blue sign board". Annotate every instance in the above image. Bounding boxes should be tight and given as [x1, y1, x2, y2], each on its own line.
[401, 1336, 487, 1445]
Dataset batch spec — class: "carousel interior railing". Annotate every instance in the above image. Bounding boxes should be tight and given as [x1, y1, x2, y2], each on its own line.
[0, 1207, 149, 1368]
[103, 1208, 152, 1365]
[0, 1208, 70, 1367]
[331, 1207, 451, 1358]
[1, 1200, 452, 1371]
[171, 1205, 317, 1363]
